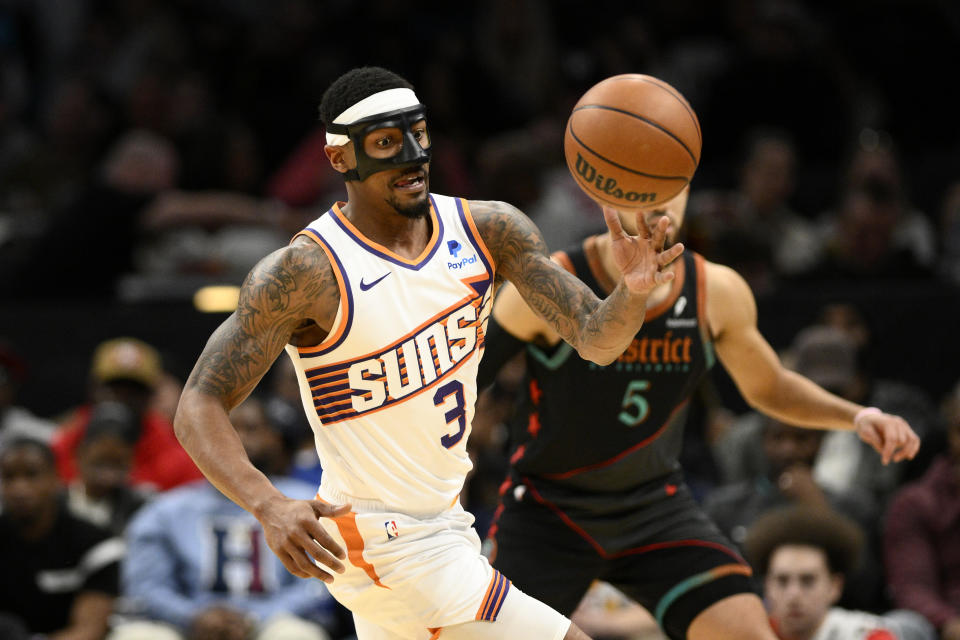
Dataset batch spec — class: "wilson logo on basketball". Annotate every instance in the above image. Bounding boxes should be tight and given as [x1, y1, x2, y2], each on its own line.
[574, 153, 657, 204]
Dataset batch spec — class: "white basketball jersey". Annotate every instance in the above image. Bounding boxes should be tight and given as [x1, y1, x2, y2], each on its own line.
[285, 194, 495, 515]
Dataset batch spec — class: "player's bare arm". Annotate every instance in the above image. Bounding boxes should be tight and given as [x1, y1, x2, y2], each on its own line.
[470, 199, 682, 364]
[705, 260, 919, 464]
[175, 237, 349, 583]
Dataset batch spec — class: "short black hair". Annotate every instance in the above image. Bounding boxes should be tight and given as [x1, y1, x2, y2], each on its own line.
[83, 401, 141, 446]
[0, 437, 56, 469]
[319, 66, 415, 126]
[744, 505, 864, 577]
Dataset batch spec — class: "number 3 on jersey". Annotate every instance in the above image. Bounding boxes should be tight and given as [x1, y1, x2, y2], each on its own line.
[619, 379, 650, 427]
[434, 380, 466, 448]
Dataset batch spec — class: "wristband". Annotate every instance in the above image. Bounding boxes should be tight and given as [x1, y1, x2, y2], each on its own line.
[853, 406, 882, 427]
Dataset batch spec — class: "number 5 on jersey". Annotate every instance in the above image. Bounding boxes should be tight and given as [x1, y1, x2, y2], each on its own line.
[619, 379, 650, 427]
[434, 380, 466, 448]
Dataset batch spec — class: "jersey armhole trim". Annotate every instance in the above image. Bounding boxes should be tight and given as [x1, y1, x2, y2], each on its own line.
[457, 198, 496, 283]
[293, 228, 353, 356]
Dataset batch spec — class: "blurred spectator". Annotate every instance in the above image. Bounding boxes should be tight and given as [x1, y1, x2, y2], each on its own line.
[841, 137, 936, 268]
[705, 415, 877, 547]
[883, 381, 960, 640]
[802, 136, 937, 282]
[802, 182, 932, 281]
[132, 189, 290, 285]
[0, 341, 56, 452]
[112, 397, 333, 640]
[746, 504, 935, 640]
[689, 128, 821, 288]
[66, 401, 153, 536]
[703, 414, 882, 611]
[1, 128, 180, 299]
[570, 581, 665, 640]
[714, 324, 941, 504]
[0, 438, 122, 639]
[53, 337, 202, 491]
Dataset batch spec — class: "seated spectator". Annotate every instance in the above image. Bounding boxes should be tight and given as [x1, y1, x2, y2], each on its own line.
[746, 505, 935, 640]
[67, 401, 153, 535]
[714, 324, 940, 505]
[703, 415, 882, 611]
[688, 128, 821, 288]
[0, 438, 122, 640]
[53, 337, 202, 491]
[111, 397, 333, 640]
[705, 415, 877, 546]
[883, 382, 960, 640]
[0, 341, 56, 452]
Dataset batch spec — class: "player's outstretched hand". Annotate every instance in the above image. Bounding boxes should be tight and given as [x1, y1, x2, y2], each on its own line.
[602, 207, 684, 295]
[257, 497, 351, 582]
[854, 410, 921, 465]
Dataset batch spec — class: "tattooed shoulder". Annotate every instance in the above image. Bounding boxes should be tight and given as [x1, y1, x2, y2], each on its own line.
[185, 238, 338, 405]
[467, 199, 548, 279]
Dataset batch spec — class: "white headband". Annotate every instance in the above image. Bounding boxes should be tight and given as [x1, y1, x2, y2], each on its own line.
[325, 88, 422, 146]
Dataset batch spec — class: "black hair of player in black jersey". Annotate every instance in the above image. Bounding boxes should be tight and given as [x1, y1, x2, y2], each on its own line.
[744, 504, 864, 577]
[319, 67, 416, 126]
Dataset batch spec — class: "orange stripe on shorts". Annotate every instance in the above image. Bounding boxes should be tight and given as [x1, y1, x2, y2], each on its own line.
[325, 507, 389, 589]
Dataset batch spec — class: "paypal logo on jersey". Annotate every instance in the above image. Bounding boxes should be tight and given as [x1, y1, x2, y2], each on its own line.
[446, 239, 478, 269]
[448, 255, 478, 269]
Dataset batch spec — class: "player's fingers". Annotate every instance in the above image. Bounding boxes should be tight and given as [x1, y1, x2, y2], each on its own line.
[304, 518, 347, 561]
[857, 423, 883, 452]
[311, 500, 351, 519]
[880, 428, 898, 465]
[602, 207, 627, 238]
[298, 531, 346, 574]
[892, 422, 920, 462]
[654, 270, 676, 285]
[290, 547, 336, 583]
[648, 215, 669, 249]
[659, 243, 684, 266]
[277, 550, 311, 579]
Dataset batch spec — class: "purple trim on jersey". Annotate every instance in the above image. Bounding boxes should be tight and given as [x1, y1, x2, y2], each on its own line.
[328, 195, 444, 270]
[298, 226, 354, 358]
[311, 381, 351, 398]
[455, 198, 494, 298]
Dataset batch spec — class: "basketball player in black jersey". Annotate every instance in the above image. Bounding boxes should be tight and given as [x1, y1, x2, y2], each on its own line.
[478, 186, 920, 640]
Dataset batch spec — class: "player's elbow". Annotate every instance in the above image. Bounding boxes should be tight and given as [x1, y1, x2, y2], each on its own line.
[576, 344, 621, 366]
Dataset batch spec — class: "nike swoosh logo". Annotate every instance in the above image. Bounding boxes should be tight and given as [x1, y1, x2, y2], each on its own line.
[359, 272, 391, 291]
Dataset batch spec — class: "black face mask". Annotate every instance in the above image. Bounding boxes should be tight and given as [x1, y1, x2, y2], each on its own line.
[326, 105, 431, 182]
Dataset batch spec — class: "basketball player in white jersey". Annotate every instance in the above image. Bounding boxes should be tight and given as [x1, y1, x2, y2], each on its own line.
[174, 66, 682, 640]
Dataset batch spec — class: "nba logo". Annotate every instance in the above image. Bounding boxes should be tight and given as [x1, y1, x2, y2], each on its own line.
[384, 520, 399, 540]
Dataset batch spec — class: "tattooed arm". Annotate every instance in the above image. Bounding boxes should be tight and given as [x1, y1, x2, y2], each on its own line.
[174, 237, 348, 582]
[470, 200, 682, 364]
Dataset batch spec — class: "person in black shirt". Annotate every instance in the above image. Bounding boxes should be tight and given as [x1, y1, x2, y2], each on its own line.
[0, 438, 122, 640]
[478, 186, 919, 640]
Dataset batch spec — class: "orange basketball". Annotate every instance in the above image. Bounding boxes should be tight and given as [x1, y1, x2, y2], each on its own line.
[564, 74, 701, 209]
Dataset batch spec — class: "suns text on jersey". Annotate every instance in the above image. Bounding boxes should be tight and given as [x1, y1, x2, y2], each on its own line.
[347, 301, 479, 412]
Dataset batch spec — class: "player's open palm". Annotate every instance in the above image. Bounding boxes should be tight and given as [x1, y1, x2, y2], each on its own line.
[257, 497, 350, 582]
[603, 207, 683, 295]
[854, 410, 920, 465]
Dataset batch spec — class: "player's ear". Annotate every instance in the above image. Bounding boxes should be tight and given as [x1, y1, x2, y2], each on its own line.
[324, 143, 355, 175]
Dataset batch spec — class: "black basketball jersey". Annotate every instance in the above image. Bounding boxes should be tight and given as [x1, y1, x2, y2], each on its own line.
[509, 239, 714, 503]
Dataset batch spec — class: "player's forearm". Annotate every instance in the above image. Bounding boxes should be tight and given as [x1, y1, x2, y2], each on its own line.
[572, 282, 649, 364]
[174, 388, 287, 517]
[746, 369, 861, 431]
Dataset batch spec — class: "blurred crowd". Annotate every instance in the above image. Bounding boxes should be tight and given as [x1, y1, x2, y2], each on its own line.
[2, 0, 960, 639]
